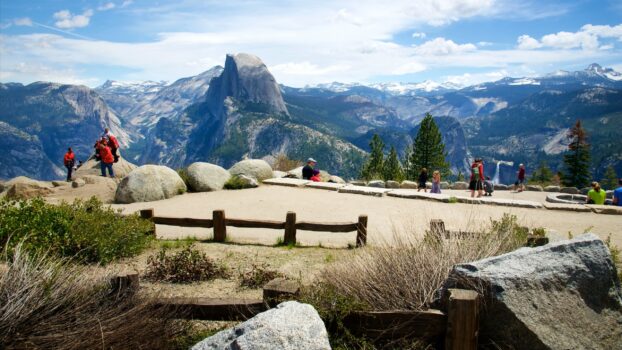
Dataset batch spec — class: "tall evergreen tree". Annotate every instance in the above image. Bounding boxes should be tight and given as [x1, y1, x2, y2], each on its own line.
[383, 146, 404, 182]
[361, 134, 385, 180]
[530, 160, 553, 184]
[601, 165, 618, 190]
[409, 113, 449, 179]
[562, 120, 591, 188]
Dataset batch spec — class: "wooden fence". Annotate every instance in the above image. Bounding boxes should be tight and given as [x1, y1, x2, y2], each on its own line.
[115, 274, 479, 350]
[139, 209, 368, 247]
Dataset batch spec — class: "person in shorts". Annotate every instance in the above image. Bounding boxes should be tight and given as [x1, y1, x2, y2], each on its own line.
[469, 158, 484, 198]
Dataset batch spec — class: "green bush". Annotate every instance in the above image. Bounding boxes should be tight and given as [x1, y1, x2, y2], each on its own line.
[176, 168, 191, 189]
[0, 197, 153, 264]
[144, 246, 229, 283]
[224, 175, 254, 190]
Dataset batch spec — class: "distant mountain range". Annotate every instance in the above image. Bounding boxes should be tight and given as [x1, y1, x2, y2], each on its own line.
[1, 58, 620, 183]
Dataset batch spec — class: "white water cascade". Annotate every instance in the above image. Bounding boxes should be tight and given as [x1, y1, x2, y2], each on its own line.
[493, 160, 514, 184]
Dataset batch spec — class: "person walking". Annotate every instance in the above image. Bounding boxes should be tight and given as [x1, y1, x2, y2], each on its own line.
[302, 158, 317, 180]
[431, 170, 441, 194]
[63, 147, 75, 182]
[98, 140, 115, 178]
[469, 158, 484, 198]
[417, 168, 428, 192]
[514, 164, 526, 192]
[586, 182, 606, 205]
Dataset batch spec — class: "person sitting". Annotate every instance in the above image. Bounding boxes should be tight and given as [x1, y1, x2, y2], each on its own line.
[586, 181, 606, 205]
[302, 158, 317, 180]
[310, 169, 321, 182]
[613, 178, 622, 206]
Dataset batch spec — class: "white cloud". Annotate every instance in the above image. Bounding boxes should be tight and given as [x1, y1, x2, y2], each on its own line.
[120, 0, 133, 8]
[477, 41, 493, 47]
[414, 38, 477, 56]
[14, 17, 33, 26]
[0, 62, 98, 86]
[270, 62, 351, 76]
[412, 32, 426, 39]
[443, 70, 509, 87]
[541, 31, 599, 50]
[517, 35, 542, 49]
[581, 24, 622, 41]
[53, 9, 94, 29]
[97, 2, 116, 11]
[391, 62, 427, 75]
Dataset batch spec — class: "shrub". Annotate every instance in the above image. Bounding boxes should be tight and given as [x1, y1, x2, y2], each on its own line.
[0, 245, 180, 349]
[144, 246, 229, 283]
[177, 167, 191, 189]
[0, 197, 153, 264]
[238, 262, 283, 289]
[223, 175, 255, 190]
[272, 153, 303, 171]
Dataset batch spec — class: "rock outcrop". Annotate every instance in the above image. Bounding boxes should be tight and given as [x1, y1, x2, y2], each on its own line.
[115, 165, 186, 203]
[229, 159, 273, 181]
[451, 181, 468, 190]
[192, 301, 330, 350]
[367, 180, 385, 188]
[3, 176, 54, 199]
[74, 155, 137, 179]
[186, 162, 230, 192]
[444, 234, 622, 349]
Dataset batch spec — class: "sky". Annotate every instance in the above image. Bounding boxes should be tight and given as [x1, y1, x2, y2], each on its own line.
[0, 0, 621, 88]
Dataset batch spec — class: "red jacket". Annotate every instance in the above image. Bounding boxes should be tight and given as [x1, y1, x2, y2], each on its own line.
[470, 163, 484, 181]
[108, 134, 119, 149]
[64, 151, 75, 166]
[99, 144, 114, 164]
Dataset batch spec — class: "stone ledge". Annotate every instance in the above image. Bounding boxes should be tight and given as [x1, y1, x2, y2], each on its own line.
[263, 178, 310, 187]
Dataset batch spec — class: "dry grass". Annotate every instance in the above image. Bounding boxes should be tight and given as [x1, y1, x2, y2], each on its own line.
[272, 153, 303, 172]
[312, 214, 528, 312]
[0, 245, 181, 349]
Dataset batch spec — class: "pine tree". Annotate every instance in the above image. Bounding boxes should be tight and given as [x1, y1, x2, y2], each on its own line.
[383, 146, 404, 182]
[361, 134, 385, 180]
[409, 113, 449, 178]
[456, 171, 465, 182]
[601, 165, 618, 190]
[562, 120, 591, 188]
[530, 161, 553, 184]
[402, 147, 413, 181]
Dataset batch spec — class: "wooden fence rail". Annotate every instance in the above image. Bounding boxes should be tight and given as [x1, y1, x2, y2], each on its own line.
[139, 208, 368, 247]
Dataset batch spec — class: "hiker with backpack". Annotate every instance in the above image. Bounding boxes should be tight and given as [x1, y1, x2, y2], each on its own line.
[103, 128, 120, 163]
[98, 139, 115, 178]
[469, 158, 484, 198]
[63, 147, 75, 182]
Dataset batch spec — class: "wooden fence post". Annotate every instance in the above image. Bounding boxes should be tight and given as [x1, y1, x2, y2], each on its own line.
[445, 289, 479, 350]
[284, 212, 297, 246]
[213, 210, 227, 242]
[356, 215, 368, 247]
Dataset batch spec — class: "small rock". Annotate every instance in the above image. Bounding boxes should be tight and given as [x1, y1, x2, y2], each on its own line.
[544, 185, 560, 192]
[525, 184, 543, 192]
[328, 175, 345, 184]
[51, 180, 70, 187]
[72, 179, 86, 188]
[440, 181, 450, 189]
[349, 180, 366, 186]
[229, 159, 274, 181]
[560, 187, 580, 194]
[452, 181, 469, 190]
[385, 180, 400, 189]
[400, 180, 418, 189]
[367, 180, 385, 188]
[192, 301, 330, 350]
[187, 162, 231, 192]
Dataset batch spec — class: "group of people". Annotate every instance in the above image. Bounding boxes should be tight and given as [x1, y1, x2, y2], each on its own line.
[416, 168, 442, 194]
[62, 128, 120, 181]
[302, 158, 322, 182]
[587, 180, 622, 206]
[468, 158, 526, 198]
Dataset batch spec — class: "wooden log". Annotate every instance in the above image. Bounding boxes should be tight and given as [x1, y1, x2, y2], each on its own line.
[263, 278, 300, 307]
[295, 221, 358, 232]
[445, 289, 479, 350]
[152, 216, 214, 228]
[356, 215, 368, 247]
[139, 208, 154, 219]
[156, 297, 266, 321]
[343, 309, 446, 340]
[213, 210, 227, 242]
[226, 218, 285, 229]
[283, 212, 297, 245]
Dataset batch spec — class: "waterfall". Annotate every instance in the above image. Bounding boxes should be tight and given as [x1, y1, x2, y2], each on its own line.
[493, 160, 514, 184]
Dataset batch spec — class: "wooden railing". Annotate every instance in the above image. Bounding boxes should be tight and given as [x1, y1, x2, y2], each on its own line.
[139, 209, 368, 247]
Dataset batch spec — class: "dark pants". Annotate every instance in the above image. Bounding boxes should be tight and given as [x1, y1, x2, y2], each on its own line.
[111, 147, 119, 162]
[101, 162, 114, 177]
[65, 165, 73, 181]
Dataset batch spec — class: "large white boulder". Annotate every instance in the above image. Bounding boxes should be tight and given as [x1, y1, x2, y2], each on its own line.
[186, 162, 230, 192]
[192, 301, 330, 350]
[444, 234, 622, 349]
[114, 165, 187, 203]
[229, 159, 274, 181]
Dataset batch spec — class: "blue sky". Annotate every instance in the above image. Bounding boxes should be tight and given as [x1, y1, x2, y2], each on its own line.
[1, 0, 621, 87]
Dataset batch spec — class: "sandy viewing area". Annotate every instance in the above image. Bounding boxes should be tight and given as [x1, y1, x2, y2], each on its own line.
[114, 185, 622, 247]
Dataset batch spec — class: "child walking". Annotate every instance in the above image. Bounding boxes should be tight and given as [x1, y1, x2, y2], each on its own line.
[431, 170, 441, 194]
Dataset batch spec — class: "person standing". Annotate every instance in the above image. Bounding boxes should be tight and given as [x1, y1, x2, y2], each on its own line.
[417, 168, 428, 193]
[514, 164, 526, 192]
[98, 140, 115, 178]
[63, 147, 75, 182]
[302, 158, 317, 180]
[103, 128, 120, 162]
[469, 158, 484, 198]
[431, 170, 441, 194]
[613, 179, 622, 206]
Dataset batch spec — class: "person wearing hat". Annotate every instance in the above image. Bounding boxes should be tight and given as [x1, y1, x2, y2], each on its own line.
[302, 158, 317, 180]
